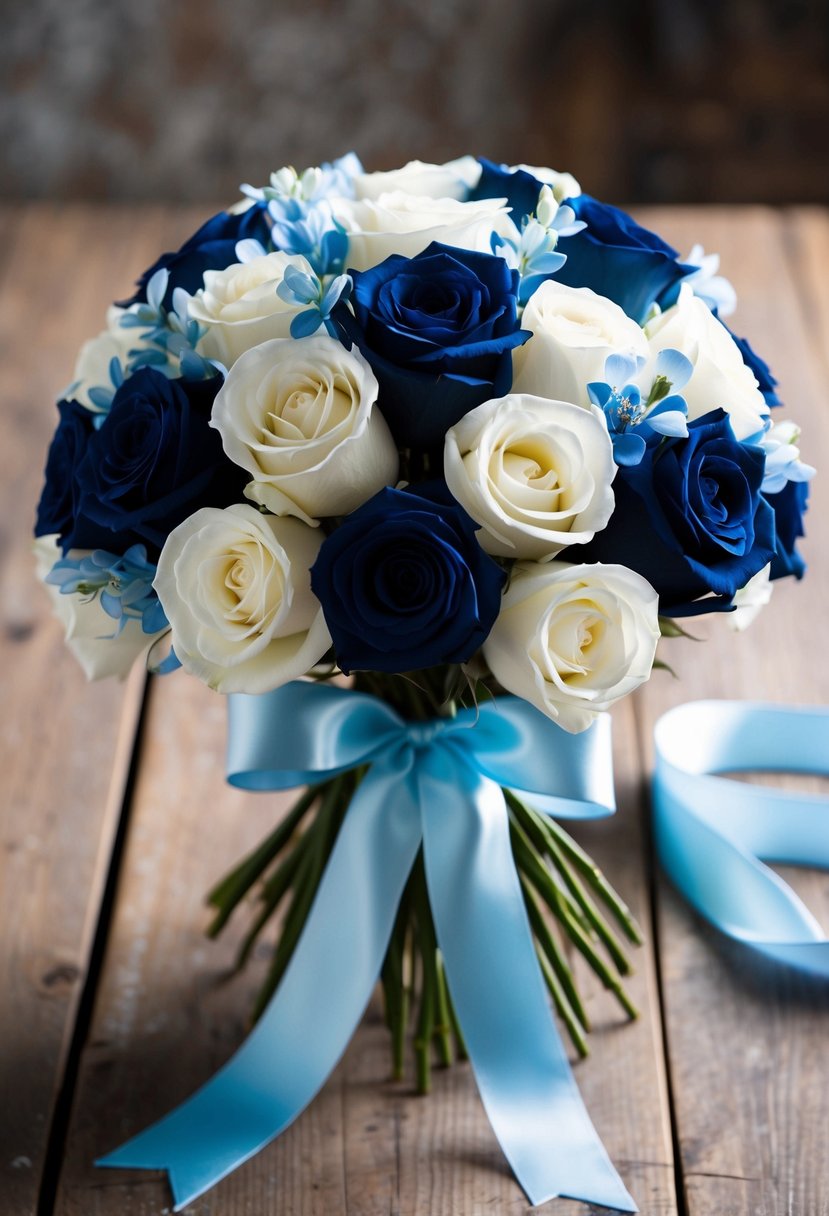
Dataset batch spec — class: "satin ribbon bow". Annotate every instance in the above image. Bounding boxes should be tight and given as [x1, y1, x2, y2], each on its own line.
[654, 700, 829, 973]
[98, 681, 636, 1213]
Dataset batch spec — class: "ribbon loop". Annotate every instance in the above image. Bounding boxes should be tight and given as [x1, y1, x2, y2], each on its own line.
[654, 700, 829, 974]
[99, 682, 635, 1213]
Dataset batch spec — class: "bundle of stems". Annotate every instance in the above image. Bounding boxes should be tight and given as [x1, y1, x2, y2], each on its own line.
[207, 670, 642, 1091]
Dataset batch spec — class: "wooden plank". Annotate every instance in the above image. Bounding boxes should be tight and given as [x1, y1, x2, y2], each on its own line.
[54, 630, 676, 1203]
[0, 206, 198, 1214]
[633, 207, 829, 1216]
[786, 208, 829, 387]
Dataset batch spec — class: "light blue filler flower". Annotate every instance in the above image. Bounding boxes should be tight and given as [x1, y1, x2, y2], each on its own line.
[587, 349, 692, 466]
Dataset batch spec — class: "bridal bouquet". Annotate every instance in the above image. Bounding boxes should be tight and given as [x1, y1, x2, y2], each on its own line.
[34, 154, 815, 1208]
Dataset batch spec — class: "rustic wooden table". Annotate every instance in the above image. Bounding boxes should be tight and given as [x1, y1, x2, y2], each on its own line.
[1, 205, 828, 1216]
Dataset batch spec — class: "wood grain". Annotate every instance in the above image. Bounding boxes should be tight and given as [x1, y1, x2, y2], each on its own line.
[634, 207, 829, 1216]
[0, 206, 169, 1215]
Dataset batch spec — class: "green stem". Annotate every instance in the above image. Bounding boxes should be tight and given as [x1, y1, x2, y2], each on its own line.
[381, 887, 411, 1081]
[396, 674, 430, 721]
[445, 977, 468, 1061]
[510, 795, 633, 976]
[511, 820, 639, 1020]
[433, 950, 454, 1067]
[520, 877, 590, 1034]
[251, 778, 346, 1021]
[511, 816, 596, 939]
[534, 946, 589, 1058]
[207, 784, 320, 936]
[509, 796, 594, 937]
[234, 835, 309, 969]
[547, 820, 644, 946]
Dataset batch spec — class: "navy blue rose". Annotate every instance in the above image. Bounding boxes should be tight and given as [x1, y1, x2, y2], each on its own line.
[66, 368, 245, 559]
[554, 195, 694, 323]
[341, 242, 529, 449]
[576, 409, 776, 616]
[766, 479, 809, 580]
[468, 158, 544, 227]
[35, 398, 97, 543]
[310, 485, 505, 673]
[120, 204, 271, 311]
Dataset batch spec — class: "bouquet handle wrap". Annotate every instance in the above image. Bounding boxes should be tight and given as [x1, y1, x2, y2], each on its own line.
[97, 682, 636, 1213]
[654, 700, 829, 973]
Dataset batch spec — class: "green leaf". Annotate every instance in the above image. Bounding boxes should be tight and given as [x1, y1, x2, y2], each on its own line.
[658, 615, 701, 640]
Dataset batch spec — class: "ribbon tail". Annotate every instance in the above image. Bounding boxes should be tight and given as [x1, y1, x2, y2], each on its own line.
[418, 749, 636, 1212]
[654, 702, 829, 977]
[97, 758, 423, 1210]
[654, 760, 829, 976]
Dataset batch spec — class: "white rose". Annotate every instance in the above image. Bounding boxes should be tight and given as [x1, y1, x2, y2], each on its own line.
[512, 282, 649, 407]
[512, 164, 582, 202]
[484, 561, 660, 733]
[330, 191, 517, 272]
[187, 252, 316, 366]
[353, 157, 481, 201]
[644, 285, 769, 439]
[211, 334, 398, 525]
[34, 536, 163, 680]
[444, 394, 616, 560]
[728, 564, 773, 632]
[154, 505, 330, 694]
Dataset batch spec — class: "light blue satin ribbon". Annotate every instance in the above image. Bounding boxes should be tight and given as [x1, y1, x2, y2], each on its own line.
[654, 700, 829, 972]
[97, 682, 636, 1213]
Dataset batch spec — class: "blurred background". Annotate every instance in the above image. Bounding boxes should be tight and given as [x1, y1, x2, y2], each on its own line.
[1, 0, 828, 205]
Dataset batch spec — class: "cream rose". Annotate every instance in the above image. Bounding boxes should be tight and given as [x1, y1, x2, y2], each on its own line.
[187, 252, 316, 366]
[330, 191, 517, 272]
[353, 157, 481, 201]
[34, 536, 163, 680]
[211, 334, 398, 525]
[154, 505, 330, 694]
[644, 285, 769, 439]
[512, 282, 649, 407]
[444, 394, 616, 560]
[484, 561, 660, 732]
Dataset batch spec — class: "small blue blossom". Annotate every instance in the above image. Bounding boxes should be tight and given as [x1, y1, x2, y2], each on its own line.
[239, 154, 362, 208]
[45, 545, 167, 636]
[239, 160, 356, 277]
[117, 269, 221, 381]
[680, 244, 737, 317]
[491, 186, 586, 304]
[148, 638, 182, 676]
[85, 356, 126, 414]
[268, 200, 349, 277]
[754, 421, 816, 494]
[276, 266, 352, 339]
[587, 349, 692, 466]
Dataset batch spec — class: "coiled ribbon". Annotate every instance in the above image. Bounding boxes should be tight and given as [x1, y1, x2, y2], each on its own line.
[97, 682, 636, 1213]
[654, 700, 829, 973]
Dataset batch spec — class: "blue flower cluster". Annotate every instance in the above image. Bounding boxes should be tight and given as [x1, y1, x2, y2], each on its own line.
[46, 545, 167, 636]
[35, 153, 815, 690]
